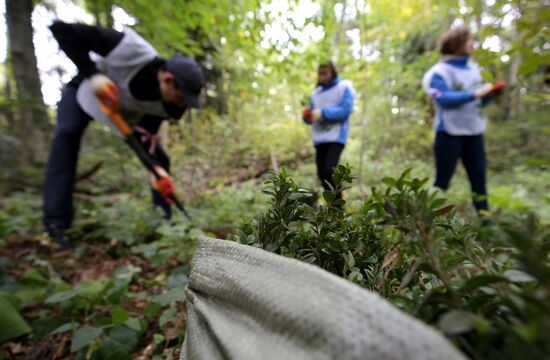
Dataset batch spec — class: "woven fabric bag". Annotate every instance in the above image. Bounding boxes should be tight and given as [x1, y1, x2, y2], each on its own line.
[181, 236, 465, 360]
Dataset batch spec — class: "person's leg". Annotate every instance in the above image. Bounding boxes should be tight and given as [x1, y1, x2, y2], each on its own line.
[316, 142, 345, 204]
[43, 86, 91, 232]
[433, 132, 463, 191]
[150, 143, 172, 219]
[461, 135, 489, 212]
[315, 143, 331, 191]
[324, 143, 345, 194]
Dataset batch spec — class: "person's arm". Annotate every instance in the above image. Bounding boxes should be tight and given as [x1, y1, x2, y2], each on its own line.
[133, 115, 166, 161]
[49, 21, 124, 77]
[429, 73, 475, 109]
[136, 114, 165, 133]
[133, 115, 176, 204]
[319, 87, 354, 122]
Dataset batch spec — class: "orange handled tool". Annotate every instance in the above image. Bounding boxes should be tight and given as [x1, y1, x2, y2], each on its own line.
[97, 93, 191, 220]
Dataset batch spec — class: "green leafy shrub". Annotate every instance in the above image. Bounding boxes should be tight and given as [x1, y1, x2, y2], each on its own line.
[0, 192, 43, 239]
[231, 165, 550, 359]
[0, 192, 195, 358]
[14, 263, 188, 359]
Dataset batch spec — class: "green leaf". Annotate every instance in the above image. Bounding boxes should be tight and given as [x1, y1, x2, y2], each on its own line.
[124, 317, 142, 332]
[31, 316, 63, 340]
[503, 270, 536, 283]
[151, 288, 186, 306]
[322, 191, 333, 203]
[0, 290, 22, 310]
[481, 69, 494, 82]
[153, 333, 165, 345]
[131, 243, 158, 260]
[437, 310, 477, 335]
[98, 326, 138, 360]
[70, 326, 102, 352]
[167, 267, 189, 289]
[113, 265, 141, 286]
[105, 284, 128, 304]
[288, 193, 305, 201]
[79, 280, 111, 300]
[144, 303, 162, 317]
[382, 177, 397, 187]
[430, 198, 447, 209]
[523, 158, 550, 167]
[51, 322, 74, 335]
[518, 55, 541, 76]
[342, 251, 355, 269]
[159, 308, 178, 327]
[459, 275, 507, 294]
[0, 294, 31, 343]
[111, 306, 129, 325]
[45, 287, 80, 304]
[14, 268, 49, 304]
[22, 268, 48, 284]
[15, 284, 47, 304]
[347, 268, 363, 283]
[333, 199, 346, 207]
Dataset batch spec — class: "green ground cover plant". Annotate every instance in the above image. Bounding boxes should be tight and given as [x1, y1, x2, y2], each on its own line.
[231, 166, 550, 359]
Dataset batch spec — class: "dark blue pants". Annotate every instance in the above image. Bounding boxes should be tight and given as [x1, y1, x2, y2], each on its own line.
[315, 142, 344, 195]
[434, 131, 488, 212]
[43, 86, 171, 230]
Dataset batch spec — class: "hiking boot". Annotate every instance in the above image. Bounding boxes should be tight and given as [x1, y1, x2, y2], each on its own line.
[41, 225, 72, 253]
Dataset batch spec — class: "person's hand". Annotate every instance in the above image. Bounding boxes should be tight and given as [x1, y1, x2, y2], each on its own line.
[488, 81, 506, 96]
[148, 166, 175, 204]
[303, 108, 323, 124]
[474, 81, 506, 99]
[91, 73, 119, 110]
[311, 108, 322, 121]
[303, 108, 313, 124]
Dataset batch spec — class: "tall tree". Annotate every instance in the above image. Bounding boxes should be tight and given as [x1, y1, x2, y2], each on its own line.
[6, 0, 49, 163]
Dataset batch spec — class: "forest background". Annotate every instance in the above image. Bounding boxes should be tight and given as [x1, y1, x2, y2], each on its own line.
[0, 0, 548, 359]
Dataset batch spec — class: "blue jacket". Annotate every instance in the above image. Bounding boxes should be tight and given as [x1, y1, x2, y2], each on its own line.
[424, 55, 492, 134]
[304, 77, 355, 145]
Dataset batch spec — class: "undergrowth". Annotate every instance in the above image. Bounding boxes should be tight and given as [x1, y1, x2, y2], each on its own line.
[231, 166, 550, 359]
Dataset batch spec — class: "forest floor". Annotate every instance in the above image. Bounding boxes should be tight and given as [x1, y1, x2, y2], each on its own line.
[0, 232, 189, 359]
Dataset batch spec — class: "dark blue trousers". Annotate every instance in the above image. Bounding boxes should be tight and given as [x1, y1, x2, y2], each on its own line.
[315, 142, 344, 200]
[43, 86, 171, 230]
[315, 142, 344, 191]
[434, 131, 488, 212]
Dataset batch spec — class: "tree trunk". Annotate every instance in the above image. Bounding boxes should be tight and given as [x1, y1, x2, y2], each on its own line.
[505, 51, 521, 121]
[357, 6, 368, 195]
[2, 62, 16, 129]
[6, 0, 49, 164]
[502, 3, 524, 122]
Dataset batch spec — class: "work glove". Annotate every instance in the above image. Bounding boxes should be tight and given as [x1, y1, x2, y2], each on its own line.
[474, 81, 506, 99]
[303, 108, 313, 124]
[303, 108, 323, 124]
[311, 108, 322, 121]
[148, 166, 175, 204]
[91, 73, 119, 110]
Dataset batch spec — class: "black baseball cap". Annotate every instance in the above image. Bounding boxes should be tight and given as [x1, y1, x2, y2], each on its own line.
[166, 54, 204, 109]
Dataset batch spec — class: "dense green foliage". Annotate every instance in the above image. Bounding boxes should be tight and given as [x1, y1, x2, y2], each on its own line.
[231, 166, 550, 359]
[0, 196, 200, 358]
[1, 0, 549, 358]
